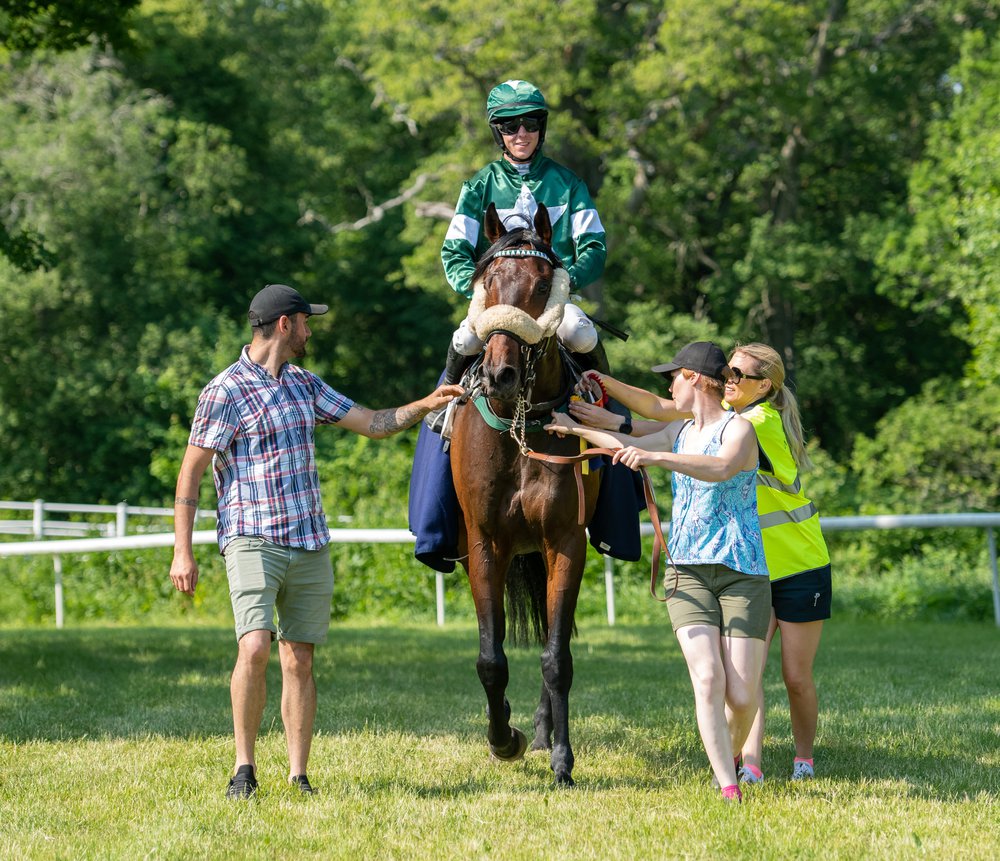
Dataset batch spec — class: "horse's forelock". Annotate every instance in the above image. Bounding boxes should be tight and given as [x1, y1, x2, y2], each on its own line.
[472, 228, 562, 283]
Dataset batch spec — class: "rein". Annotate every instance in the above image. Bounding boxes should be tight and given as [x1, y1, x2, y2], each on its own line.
[524, 446, 678, 602]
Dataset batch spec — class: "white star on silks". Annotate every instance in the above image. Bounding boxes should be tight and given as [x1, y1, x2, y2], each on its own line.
[496, 184, 567, 231]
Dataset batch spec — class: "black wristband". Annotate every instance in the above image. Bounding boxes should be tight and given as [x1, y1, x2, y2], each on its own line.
[619, 417, 632, 435]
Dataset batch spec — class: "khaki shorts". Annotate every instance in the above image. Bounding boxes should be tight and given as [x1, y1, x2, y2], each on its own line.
[223, 537, 334, 644]
[666, 563, 771, 639]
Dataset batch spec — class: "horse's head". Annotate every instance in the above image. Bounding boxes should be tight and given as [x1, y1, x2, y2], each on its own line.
[466, 202, 570, 403]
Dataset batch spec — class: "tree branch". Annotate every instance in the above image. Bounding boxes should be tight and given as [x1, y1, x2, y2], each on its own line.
[334, 56, 420, 136]
[298, 172, 456, 233]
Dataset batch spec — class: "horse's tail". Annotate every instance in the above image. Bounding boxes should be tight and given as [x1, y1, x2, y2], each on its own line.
[505, 552, 548, 647]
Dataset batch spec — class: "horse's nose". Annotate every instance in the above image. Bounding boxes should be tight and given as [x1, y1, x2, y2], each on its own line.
[485, 363, 519, 399]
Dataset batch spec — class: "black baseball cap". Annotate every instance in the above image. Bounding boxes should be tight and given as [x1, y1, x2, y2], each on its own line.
[652, 341, 730, 382]
[248, 284, 329, 327]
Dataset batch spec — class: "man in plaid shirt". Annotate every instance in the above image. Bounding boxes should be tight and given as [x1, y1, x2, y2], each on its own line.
[169, 283, 460, 799]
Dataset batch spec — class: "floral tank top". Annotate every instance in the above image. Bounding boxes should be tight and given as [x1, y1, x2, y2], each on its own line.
[668, 413, 768, 577]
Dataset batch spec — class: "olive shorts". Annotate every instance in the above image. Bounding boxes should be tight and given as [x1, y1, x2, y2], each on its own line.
[666, 563, 772, 639]
[223, 537, 334, 644]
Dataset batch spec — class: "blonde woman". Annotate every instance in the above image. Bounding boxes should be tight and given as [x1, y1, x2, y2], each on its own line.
[723, 344, 830, 784]
[573, 343, 830, 783]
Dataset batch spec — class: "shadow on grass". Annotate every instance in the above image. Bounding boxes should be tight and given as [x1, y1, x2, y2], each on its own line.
[0, 619, 997, 798]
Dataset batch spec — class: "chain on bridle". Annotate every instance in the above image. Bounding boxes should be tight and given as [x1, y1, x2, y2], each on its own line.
[476, 328, 557, 456]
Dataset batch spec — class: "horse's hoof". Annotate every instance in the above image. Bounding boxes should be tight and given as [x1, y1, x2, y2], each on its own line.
[553, 772, 576, 788]
[529, 739, 550, 753]
[489, 726, 528, 762]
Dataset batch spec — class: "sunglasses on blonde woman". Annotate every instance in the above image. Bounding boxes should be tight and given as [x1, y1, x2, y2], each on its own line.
[729, 368, 766, 384]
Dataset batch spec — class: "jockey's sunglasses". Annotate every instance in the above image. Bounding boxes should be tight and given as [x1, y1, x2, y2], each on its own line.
[728, 368, 767, 384]
[493, 115, 543, 135]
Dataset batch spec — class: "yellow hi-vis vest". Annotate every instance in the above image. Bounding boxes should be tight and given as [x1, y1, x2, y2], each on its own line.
[740, 401, 830, 582]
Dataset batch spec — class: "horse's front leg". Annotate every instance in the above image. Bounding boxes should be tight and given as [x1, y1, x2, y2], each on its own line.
[540, 537, 587, 786]
[467, 537, 527, 762]
[531, 681, 553, 751]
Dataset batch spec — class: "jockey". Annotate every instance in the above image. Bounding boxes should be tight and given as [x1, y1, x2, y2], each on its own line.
[434, 79, 609, 401]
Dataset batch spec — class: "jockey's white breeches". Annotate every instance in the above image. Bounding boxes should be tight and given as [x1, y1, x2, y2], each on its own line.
[452, 302, 598, 356]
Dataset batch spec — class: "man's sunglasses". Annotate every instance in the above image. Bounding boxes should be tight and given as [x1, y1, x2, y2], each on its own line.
[493, 116, 543, 135]
[728, 368, 766, 384]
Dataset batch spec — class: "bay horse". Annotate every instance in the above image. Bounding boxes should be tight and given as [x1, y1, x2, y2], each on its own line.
[449, 202, 600, 786]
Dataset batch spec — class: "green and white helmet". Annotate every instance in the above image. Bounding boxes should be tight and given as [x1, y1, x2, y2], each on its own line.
[486, 79, 548, 154]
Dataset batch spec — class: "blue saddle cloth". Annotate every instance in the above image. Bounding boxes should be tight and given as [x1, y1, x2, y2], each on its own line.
[408, 396, 645, 574]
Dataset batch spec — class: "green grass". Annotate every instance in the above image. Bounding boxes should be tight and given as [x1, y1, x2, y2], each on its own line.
[1, 619, 998, 860]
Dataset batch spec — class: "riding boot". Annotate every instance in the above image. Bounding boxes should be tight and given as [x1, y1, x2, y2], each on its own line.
[575, 338, 611, 375]
[424, 344, 470, 434]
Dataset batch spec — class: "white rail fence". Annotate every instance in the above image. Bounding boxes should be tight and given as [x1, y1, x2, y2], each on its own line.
[1, 501, 998, 629]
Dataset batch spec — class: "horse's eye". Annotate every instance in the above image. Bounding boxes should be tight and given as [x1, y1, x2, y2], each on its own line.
[537, 279, 552, 297]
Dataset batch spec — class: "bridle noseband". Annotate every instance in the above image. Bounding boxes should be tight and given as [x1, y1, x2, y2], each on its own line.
[470, 244, 572, 455]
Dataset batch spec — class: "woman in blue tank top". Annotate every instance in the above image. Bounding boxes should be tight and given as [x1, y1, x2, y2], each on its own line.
[547, 341, 771, 803]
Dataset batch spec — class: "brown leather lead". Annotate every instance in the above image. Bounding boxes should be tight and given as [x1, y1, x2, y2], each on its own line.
[525, 446, 677, 602]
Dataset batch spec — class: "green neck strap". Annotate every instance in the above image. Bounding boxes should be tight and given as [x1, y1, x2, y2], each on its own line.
[471, 393, 569, 432]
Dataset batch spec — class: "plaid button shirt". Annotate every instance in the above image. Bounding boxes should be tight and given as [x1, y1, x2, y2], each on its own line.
[190, 346, 354, 552]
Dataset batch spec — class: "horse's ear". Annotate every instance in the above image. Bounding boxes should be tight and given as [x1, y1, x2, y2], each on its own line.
[484, 203, 506, 245]
[533, 203, 552, 246]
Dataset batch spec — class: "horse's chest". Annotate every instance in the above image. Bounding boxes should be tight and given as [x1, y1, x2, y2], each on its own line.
[468, 464, 564, 531]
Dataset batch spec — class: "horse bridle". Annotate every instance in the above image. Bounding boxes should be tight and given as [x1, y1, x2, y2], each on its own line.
[477, 328, 572, 455]
[471, 246, 679, 601]
[474, 243, 572, 455]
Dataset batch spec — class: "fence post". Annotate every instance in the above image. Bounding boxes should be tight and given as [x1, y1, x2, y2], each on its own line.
[604, 555, 616, 627]
[435, 572, 446, 627]
[987, 527, 999, 629]
[116, 502, 129, 537]
[53, 555, 64, 629]
[32, 498, 44, 539]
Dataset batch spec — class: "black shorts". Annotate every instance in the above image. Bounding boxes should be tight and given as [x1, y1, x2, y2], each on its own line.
[770, 564, 832, 623]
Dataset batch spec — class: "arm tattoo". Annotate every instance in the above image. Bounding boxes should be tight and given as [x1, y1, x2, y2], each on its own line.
[175, 496, 199, 508]
[368, 404, 425, 435]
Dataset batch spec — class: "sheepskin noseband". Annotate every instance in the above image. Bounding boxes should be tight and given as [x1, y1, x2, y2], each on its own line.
[468, 266, 571, 345]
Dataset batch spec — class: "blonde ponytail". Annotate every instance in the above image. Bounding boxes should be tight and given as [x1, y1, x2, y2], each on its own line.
[732, 342, 814, 471]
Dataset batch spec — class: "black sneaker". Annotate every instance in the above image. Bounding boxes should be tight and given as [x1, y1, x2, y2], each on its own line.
[226, 764, 258, 799]
[290, 774, 316, 795]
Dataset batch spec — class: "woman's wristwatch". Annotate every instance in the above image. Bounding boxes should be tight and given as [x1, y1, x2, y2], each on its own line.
[619, 416, 633, 435]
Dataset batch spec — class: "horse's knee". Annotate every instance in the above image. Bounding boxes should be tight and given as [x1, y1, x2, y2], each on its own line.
[477, 652, 509, 690]
[540, 647, 573, 693]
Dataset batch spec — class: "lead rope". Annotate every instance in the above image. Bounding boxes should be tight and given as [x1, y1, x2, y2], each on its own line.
[524, 446, 678, 602]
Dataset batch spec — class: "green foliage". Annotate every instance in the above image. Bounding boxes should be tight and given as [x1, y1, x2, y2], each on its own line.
[850, 380, 1000, 514]
[876, 29, 1000, 382]
[829, 540, 995, 622]
[0, 1, 997, 627]
[0, 0, 140, 51]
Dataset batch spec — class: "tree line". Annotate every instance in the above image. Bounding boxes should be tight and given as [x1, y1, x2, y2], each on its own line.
[0, 0, 997, 523]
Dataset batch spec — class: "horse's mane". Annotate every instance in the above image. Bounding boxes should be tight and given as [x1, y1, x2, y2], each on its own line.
[472, 227, 564, 283]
